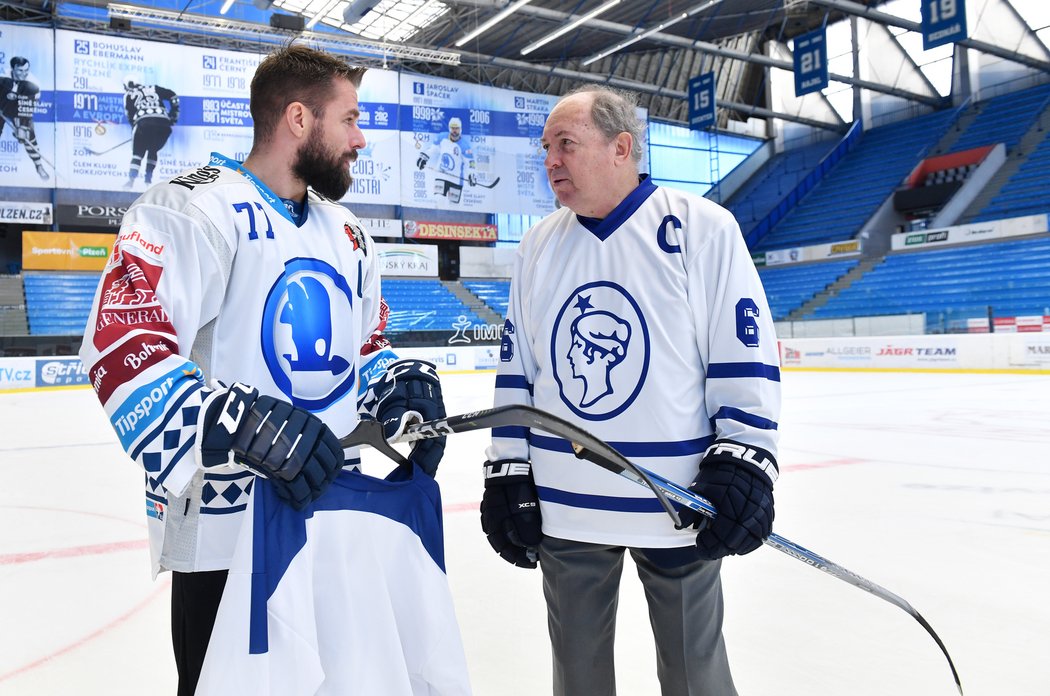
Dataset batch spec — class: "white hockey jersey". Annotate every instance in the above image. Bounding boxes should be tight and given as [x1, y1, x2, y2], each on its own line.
[196, 467, 472, 696]
[79, 153, 388, 575]
[425, 136, 474, 185]
[487, 176, 781, 548]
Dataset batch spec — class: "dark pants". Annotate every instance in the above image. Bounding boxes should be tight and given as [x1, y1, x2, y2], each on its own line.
[171, 569, 228, 696]
[539, 537, 737, 696]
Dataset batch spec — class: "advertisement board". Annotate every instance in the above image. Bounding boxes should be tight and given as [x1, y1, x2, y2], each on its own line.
[22, 231, 115, 271]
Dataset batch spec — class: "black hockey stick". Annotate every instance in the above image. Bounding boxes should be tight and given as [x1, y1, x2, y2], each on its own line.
[340, 405, 681, 526]
[341, 404, 963, 695]
[472, 176, 500, 189]
[419, 162, 500, 189]
[85, 137, 132, 156]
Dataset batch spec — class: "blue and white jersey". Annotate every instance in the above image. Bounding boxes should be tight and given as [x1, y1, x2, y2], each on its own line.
[425, 136, 474, 185]
[196, 468, 472, 696]
[487, 176, 781, 548]
[79, 153, 384, 575]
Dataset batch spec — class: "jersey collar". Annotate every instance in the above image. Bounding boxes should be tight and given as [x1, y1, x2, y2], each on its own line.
[210, 152, 309, 227]
[575, 174, 657, 241]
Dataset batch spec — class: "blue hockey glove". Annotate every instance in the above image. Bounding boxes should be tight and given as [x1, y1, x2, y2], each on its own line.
[678, 440, 776, 560]
[481, 458, 542, 569]
[416, 153, 429, 170]
[368, 360, 446, 476]
[199, 383, 344, 510]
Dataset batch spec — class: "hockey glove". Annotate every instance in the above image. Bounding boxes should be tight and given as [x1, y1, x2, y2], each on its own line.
[468, 173, 477, 186]
[416, 153, 429, 170]
[368, 360, 446, 476]
[481, 459, 542, 569]
[678, 440, 776, 560]
[199, 383, 344, 511]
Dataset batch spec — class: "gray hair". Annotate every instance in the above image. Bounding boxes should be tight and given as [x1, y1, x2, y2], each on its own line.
[564, 85, 644, 163]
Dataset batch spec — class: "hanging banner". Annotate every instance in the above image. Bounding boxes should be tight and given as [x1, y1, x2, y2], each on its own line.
[688, 72, 716, 131]
[921, 0, 967, 50]
[400, 74, 559, 215]
[793, 28, 829, 96]
[0, 24, 57, 188]
[53, 30, 399, 203]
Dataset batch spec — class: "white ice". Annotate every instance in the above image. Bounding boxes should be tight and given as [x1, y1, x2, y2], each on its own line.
[1, 370, 1048, 695]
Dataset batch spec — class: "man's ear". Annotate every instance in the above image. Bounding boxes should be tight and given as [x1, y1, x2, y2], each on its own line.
[613, 132, 633, 164]
[285, 101, 310, 139]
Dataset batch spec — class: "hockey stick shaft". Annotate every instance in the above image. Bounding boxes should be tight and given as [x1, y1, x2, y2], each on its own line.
[1, 113, 55, 170]
[85, 137, 132, 156]
[342, 404, 962, 694]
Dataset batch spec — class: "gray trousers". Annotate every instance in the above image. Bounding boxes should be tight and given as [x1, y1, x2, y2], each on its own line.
[539, 536, 738, 696]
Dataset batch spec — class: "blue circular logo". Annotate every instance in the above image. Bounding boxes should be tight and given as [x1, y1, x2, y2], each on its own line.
[551, 281, 649, 421]
[261, 258, 356, 411]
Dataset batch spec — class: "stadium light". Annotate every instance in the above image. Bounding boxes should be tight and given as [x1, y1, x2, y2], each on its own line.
[454, 0, 536, 48]
[520, 0, 621, 56]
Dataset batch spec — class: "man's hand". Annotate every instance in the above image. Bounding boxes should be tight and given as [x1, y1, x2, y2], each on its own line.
[367, 360, 446, 476]
[199, 384, 344, 510]
[677, 440, 776, 560]
[481, 458, 542, 568]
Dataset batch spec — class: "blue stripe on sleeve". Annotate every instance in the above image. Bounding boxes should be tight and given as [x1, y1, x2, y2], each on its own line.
[493, 425, 530, 441]
[494, 374, 534, 394]
[707, 362, 781, 381]
[537, 485, 666, 513]
[711, 406, 778, 430]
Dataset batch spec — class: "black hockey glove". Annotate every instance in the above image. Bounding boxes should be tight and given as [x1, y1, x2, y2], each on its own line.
[678, 440, 776, 560]
[368, 360, 446, 476]
[481, 458, 542, 569]
[199, 383, 344, 511]
[416, 153, 429, 170]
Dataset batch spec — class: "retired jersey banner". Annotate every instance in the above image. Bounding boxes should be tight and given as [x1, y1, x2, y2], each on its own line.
[793, 28, 828, 96]
[404, 220, 497, 242]
[400, 74, 558, 216]
[0, 24, 57, 188]
[22, 230, 114, 270]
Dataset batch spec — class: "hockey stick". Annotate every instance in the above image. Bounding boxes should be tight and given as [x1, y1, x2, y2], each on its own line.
[85, 137, 132, 156]
[418, 161, 500, 189]
[1, 113, 55, 172]
[340, 405, 681, 527]
[341, 404, 964, 695]
[472, 176, 500, 189]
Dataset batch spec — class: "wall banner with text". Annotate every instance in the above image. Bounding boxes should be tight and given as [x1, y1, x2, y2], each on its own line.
[0, 24, 57, 188]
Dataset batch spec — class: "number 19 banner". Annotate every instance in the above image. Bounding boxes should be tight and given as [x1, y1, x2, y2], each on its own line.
[921, 0, 967, 50]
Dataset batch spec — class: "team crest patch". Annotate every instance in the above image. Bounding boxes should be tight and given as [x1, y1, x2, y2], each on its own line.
[550, 281, 650, 421]
[343, 222, 368, 255]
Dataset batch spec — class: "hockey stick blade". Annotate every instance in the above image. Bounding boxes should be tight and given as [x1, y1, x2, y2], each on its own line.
[474, 176, 500, 189]
[339, 404, 680, 527]
[573, 447, 963, 696]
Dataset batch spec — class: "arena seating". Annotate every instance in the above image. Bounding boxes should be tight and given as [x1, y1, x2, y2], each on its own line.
[461, 279, 510, 318]
[382, 278, 487, 333]
[948, 82, 1050, 154]
[969, 128, 1050, 223]
[757, 258, 859, 321]
[752, 108, 958, 252]
[803, 236, 1050, 329]
[727, 139, 838, 236]
[23, 272, 99, 336]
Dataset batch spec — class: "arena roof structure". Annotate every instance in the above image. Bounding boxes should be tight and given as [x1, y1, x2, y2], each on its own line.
[2, 0, 1048, 129]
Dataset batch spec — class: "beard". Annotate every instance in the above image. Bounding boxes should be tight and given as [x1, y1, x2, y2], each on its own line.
[292, 128, 356, 200]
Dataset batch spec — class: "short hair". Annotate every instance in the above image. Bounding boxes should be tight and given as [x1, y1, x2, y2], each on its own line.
[563, 85, 644, 163]
[10, 56, 30, 70]
[250, 43, 366, 144]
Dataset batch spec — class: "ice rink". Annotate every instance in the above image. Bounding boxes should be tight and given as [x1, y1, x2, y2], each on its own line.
[1, 369, 1048, 696]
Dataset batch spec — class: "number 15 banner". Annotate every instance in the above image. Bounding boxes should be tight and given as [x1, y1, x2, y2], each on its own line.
[688, 73, 715, 131]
